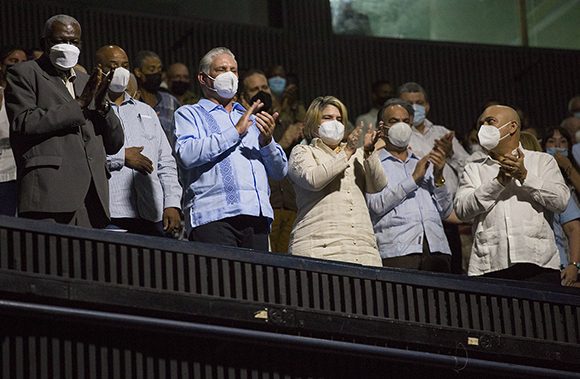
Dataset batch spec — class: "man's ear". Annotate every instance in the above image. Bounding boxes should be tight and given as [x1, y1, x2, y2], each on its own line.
[425, 101, 431, 115]
[197, 72, 207, 86]
[133, 67, 142, 80]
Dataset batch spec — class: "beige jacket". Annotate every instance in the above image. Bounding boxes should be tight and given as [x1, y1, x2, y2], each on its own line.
[288, 139, 387, 266]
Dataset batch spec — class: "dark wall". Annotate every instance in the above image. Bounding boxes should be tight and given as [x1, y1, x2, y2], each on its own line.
[1, 0, 579, 140]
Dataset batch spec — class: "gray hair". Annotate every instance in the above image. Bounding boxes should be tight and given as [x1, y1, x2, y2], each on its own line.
[376, 98, 415, 126]
[398, 81, 429, 102]
[198, 47, 235, 74]
[43, 14, 80, 38]
[134, 50, 161, 69]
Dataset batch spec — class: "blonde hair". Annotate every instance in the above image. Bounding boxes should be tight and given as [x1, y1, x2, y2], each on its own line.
[520, 131, 542, 152]
[303, 96, 348, 143]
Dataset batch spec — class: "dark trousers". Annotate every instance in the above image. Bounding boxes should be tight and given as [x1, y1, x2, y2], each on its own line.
[107, 218, 165, 237]
[382, 235, 451, 273]
[20, 181, 108, 228]
[0, 180, 17, 216]
[444, 221, 463, 274]
[483, 263, 560, 285]
[189, 215, 269, 251]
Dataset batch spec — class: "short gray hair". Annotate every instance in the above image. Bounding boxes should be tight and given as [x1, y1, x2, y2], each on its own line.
[198, 47, 235, 74]
[134, 50, 161, 69]
[43, 14, 80, 38]
[377, 98, 415, 126]
[398, 81, 428, 102]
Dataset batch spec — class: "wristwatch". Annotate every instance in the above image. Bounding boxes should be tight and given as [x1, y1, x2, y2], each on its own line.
[569, 262, 580, 270]
[434, 176, 446, 187]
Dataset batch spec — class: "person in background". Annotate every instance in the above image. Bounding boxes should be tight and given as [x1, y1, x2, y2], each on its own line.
[166, 62, 199, 106]
[398, 81, 469, 273]
[367, 98, 453, 272]
[239, 68, 301, 253]
[6, 14, 124, 228]
[532, 127, 580, 287]
[519, 131, 543, 153]
[133, 50, 180, 148]
[0, 46, 27, 216]
[355, 79, 395, 147]
[542, 127, 580, 200]
[174, 47, 287, 250]
[455, 105, 569, 283]
[96, 45, 182, 237]
[288, 96, 386, 266]
[560, 116, 580, 167]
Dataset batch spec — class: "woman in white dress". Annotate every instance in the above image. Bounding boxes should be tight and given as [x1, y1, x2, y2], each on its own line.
[287, 96, 387, 266]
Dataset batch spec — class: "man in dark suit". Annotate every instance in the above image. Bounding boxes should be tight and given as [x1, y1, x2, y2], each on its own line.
[5, 14, 124, 228]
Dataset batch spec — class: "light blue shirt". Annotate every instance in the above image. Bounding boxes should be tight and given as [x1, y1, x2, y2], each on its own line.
[107, 94, 182, 222]
[573, 143, 580, 167]
[554, 191, 580, 268]
[366, 149, 453, 259]
[174, 98, 288, 233]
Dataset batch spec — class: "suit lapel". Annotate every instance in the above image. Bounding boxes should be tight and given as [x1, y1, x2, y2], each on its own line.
[36, 55, 76, 102]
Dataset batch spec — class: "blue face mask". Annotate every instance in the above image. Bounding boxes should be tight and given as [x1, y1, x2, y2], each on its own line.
[268, 76, 287, 97]
[546, 147, 568, 157]
[412, 104, 426, 127]
[574, 112, 580, 119]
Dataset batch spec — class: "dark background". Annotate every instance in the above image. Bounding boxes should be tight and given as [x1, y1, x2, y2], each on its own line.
[2, 0, 579, 141]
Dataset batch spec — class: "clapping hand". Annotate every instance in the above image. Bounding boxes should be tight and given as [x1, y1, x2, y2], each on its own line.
[434, 131, 454, 158]
[345, 124, 362, 159]
[497, 148, 527, 184]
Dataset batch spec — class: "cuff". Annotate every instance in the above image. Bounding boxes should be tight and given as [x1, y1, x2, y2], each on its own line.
[164, 196, 182, 210]
[259, 139, 280, 156]
[108, 149, 125, 171]
[401, 176, 419, 195]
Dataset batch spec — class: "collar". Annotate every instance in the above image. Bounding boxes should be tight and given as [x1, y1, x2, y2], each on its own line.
[481, 143, 525, 166]
[379, 147, 418, 163]
[311, 138, 347, 154]
[413, 118, 433, 134]
[112, 92, 136, 106]
[199, 98, 244, 113]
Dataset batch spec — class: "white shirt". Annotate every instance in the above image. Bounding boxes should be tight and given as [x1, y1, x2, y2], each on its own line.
[454, 147, 569, 276]
[0, 95, 16, 183]
[409, 119, 469, 197]
[107, 94, 182, 222]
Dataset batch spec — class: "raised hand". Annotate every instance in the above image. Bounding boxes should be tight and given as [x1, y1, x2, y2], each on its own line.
[77, 66, 103, 109]
[125, 146, 153, 175]
[256, 110, 280, 147]
[236, 100, 263, 136]
[429, 148, 446, 176]
[95, 66, 115, 113]
[345, 124, 362, 159]
[412, 155, 430, 184]
[434, 131, 454, 158]
[363, 122, 377, 152]
[498, 148, 527, 183]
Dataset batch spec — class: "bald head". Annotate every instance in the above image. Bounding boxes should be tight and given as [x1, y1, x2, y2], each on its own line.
[95, 45, 129, 72]
[479, 105, 520, 128]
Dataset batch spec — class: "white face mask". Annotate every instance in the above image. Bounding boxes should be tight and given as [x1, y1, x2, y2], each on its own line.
[108, 67, 130, 93]
[387, 122, 412, 148]
[478, 121, 512, 151]
[318, 120, 345, 146]
[49, 43, 80, 70]
[207, 71, 238, 99]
